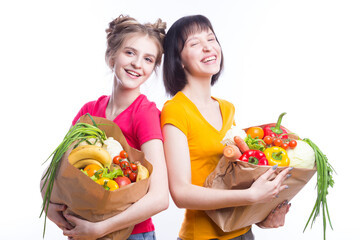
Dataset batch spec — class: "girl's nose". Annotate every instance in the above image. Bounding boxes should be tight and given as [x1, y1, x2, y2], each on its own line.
[131, 57, 141, 68]
[202, 43, 211, 52]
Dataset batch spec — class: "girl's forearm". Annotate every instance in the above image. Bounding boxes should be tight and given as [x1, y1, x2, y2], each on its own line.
[170, 183, 255, 210]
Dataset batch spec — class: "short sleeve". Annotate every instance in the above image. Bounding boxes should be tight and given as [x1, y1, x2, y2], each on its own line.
[161, 100, 188, 136]
[72, 102, 95, 126]
[71, 96, 108, 126]
[134, 103, 163, 146]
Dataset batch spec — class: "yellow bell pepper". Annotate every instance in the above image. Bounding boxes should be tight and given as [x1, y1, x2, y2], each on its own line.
[264, 146, 290, 167]
[96, 177, 119, 191]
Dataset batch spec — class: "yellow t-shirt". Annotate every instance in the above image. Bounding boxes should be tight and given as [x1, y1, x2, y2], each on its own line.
[161, 92, 251, 240]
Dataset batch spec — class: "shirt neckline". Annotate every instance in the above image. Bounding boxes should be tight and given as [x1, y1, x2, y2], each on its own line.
[178, 91, 224, 133]
[104, 94, 145, 121]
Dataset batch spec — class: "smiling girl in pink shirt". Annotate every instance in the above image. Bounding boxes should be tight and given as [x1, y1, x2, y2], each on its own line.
[44, 15, 169, 240]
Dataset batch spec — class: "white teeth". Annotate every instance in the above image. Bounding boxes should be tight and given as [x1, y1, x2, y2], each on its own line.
[126, 70, 140, 77]
[203, 56, 216, 63]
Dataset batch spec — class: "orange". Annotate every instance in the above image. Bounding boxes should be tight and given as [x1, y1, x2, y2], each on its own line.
[246, 127, 264, 139]
[84, 164, 102, 177]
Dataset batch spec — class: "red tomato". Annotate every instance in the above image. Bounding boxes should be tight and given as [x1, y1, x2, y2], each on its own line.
[263, 136, 273, 145]
[129, 172, 137, 182]
[273, 138, 283, 147]
[113, 156, 121, 165]
[114, 176, 131, 188]
[120, 160, 130, 170]
[281, 142, 289, 150]
[289, 140, 297, 148]
[124, 169, 132, 177]
[120, 150, 128, 159]
[130, 163, 138, 172]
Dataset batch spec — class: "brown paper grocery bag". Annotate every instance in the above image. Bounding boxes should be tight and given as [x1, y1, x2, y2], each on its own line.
[203, 124, 316, 232]
[41, 115, 153, 240]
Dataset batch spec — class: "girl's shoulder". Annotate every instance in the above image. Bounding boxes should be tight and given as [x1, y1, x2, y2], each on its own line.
[79, 95, 109, 110]
[72, 95, 109, 125]
[161, 92, 189, 115]
[133, 94, 160, 115]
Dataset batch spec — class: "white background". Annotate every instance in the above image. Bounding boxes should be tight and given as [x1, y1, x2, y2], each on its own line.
[1, 0, 359, 239]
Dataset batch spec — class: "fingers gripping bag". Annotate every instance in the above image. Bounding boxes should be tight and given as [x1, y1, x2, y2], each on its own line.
[204, 113, 334, 240]
[40, 114, 153, 240]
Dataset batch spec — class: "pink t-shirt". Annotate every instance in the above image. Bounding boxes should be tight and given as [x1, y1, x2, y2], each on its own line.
[72, 94, 163, 234]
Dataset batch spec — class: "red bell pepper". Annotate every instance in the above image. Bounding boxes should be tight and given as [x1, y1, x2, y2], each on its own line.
[263, 112, 288, 139]
[239, 150, 268, 165]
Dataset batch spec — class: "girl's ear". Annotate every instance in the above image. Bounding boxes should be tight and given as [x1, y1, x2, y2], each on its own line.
[109, 59, 115, 71]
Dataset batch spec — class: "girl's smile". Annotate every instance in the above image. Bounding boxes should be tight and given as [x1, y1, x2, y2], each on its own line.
[124, 69, 141, 78]
[201, 55, 217, 64]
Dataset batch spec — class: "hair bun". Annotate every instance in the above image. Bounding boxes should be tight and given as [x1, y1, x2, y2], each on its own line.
[106, 14, 139, 36]
[153, 18, 167, 35]
[145, 18, 166, 41]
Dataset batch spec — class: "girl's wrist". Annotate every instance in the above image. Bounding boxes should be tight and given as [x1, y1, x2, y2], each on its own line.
[242, 188, 257, 205]
[95, 220, 112, 238]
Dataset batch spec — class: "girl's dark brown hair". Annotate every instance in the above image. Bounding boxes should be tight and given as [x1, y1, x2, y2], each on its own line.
[163, 15, 224, 96]
[105, 15, 166, 69]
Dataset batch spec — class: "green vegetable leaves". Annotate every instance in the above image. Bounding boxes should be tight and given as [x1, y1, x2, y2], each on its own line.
[303, 138, 335, 240]
[244, 135, 266, 152]
[90, 168, 124, 181]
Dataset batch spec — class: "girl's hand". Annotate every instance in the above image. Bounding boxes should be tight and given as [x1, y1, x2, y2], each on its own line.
[46, 202, 73, 230]
[249, 166, 292, 203]
[256, 200, 291, 228]
[62, 214, 103, 240]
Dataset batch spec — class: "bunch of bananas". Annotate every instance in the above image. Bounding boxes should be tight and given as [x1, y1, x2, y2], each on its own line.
[68, 145, 112, 169]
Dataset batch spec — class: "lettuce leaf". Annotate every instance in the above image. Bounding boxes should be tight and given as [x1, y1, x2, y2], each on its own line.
[245, 135, 266, 152]
[89, 167, 124, 181]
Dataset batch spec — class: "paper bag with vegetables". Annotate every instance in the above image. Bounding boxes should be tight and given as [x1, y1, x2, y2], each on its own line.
[204, 113, 334, 240]
[40, 114, 153, 240]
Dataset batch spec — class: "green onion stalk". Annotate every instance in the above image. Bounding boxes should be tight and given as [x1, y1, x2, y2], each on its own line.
[302, 138, 335, 240]
[39, 114, 107, 237]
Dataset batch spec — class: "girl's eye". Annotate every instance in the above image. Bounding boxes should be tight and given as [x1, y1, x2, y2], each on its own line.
[145, 57, 154, 63]
[208, 38, 216, 42]
[188, 40, 200, 47]
[126, 50, 135, 55]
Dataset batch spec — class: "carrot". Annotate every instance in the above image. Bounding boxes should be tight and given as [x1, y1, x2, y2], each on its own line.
[223, 145, 241, 161]
[234, 136, 250, 153]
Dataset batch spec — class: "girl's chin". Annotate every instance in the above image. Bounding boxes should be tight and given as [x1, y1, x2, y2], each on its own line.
[117, 79, 147, 90]
[201, 69, 220, 76]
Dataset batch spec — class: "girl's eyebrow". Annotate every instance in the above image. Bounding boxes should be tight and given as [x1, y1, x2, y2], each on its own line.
[185, 36, 198, 44]
[124, 46, 156, 59]
[185, 32, 215, 43]
[124, 46, 138, 53]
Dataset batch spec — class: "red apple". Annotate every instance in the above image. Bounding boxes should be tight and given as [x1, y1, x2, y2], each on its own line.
[114, 176, 131, 188]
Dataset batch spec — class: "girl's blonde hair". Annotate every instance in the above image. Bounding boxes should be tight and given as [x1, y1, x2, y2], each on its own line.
[105, 15, 166, 69]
